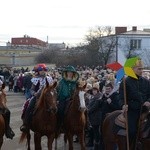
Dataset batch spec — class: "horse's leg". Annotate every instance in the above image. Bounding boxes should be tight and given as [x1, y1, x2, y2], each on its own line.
[47, 133, 55, 150]
[0, 137, 3, 149]
[27, 131, 31, 150]
[34, 132, 42, 150]
[78, 131, 86, 150]
[104, 142, 116, 150]
[67, 132, 73, 150]
[141, 139, 150, 150]
[117, 135, 127, 150]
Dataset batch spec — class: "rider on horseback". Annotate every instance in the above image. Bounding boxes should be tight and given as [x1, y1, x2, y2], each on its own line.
[119, 58, 150, 149]
[20, 64, 53, 132]
[57, 65, 79, 132]
[0, 79, 15, 139]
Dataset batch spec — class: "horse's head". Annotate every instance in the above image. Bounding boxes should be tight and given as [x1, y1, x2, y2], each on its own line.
[36, 80, 58, 114]
[72, 81, 87, 112]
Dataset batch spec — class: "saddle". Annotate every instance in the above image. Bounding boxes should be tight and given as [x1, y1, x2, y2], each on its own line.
[115, 112, 126, 129]
[114, 112, 150, 138]
[21, 100, 30, 119]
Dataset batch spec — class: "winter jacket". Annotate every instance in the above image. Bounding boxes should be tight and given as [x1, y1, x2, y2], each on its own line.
[101, 92, 121, 120]
[57, 66, 79, 102]
[23, 75, 32, 89]
[87, 93, 103, 126]
[119, 76, 150, 111]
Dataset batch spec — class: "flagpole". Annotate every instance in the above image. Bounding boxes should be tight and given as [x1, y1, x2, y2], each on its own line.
[123, 77, 130, 150]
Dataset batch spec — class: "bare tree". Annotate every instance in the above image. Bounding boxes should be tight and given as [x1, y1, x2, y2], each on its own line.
[99, 35, 116, 65]
[84, 26, 117, 66]
[35, 26, 118, 67]
[35, 48, 58, 64]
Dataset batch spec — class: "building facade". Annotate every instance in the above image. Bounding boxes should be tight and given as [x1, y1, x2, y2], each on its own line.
[11, 35, 47, 49]
[0, 46, 41, 67]
[109, 26, 150, 67]
[0, 35, 66, 67]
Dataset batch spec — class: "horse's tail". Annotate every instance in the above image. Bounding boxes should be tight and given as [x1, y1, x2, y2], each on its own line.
[19, 132, 27, 143]
[64, 133, 67, 144]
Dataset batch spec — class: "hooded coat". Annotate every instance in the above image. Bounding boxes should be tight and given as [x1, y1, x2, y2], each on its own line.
[57, 66, 79, 118]
[57, 66, 79, 102]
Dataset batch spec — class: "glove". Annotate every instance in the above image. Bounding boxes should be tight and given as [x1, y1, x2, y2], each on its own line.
[122, 104, 128, 112]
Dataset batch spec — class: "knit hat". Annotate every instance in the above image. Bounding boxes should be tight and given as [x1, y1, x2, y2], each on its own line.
[78, 80, 86, 88]
[85, 83, 93, 91]
[86, 77, 95, 84]
[92, 82, 100, 91]
[33, 64, 48, 72]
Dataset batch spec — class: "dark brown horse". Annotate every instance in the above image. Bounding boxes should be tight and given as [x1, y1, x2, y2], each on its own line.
[62, 82, 87, 150]
[19, 80, 58, 150]
[0, 83, 7, 149]
[102, 107, 150, 150]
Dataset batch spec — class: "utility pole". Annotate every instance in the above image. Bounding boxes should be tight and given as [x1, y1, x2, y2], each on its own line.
[12, 53, 16, 66]
[116, 35, 118, 62]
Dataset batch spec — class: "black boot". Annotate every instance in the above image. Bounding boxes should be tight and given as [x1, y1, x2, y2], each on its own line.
[20, 109, 30, 133]
[3, 108, 15, 139]
[20, 110, 32, 132]
[94, 142, 100, 150]
[86, 127, 94, 147]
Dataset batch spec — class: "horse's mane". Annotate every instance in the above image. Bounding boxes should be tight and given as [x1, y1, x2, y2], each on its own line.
[35, 81, 57, 110]
[35, 87, 47, 109]
[72, 88, 78, 100]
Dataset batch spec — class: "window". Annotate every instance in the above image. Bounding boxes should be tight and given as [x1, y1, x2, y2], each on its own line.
[130, 39, 141, 50]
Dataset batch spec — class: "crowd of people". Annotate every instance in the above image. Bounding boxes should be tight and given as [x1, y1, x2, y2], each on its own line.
[1, 59, 150, 149]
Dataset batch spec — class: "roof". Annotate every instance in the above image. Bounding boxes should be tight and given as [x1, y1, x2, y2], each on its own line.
[120, 30, 150, 36]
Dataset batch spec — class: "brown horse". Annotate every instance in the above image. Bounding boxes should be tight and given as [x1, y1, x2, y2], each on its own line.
[19, 80, 58, 150]
[102, 107, 150, 150]
[62, 82, 87, 150]
[0, 83, 7, 149]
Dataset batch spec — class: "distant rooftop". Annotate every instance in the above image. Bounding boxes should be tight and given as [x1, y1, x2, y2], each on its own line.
[115, 26, 150, 35]
[122, 30, 150, 35]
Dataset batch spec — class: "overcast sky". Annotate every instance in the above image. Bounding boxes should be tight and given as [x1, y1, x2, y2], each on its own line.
[0, 0, 150, 46]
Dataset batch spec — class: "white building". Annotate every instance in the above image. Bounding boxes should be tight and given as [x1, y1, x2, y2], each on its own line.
[113, 26, 150, 67]
[47, 42, 66, 49]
